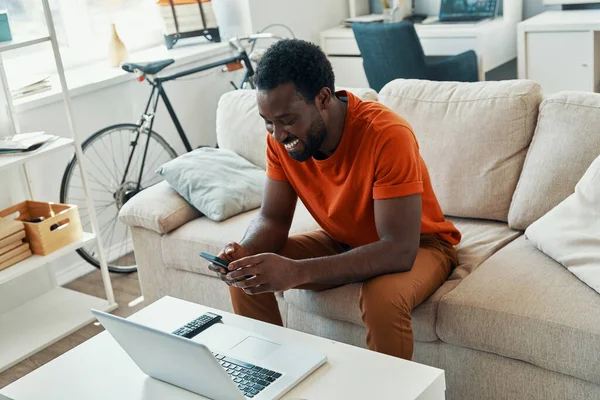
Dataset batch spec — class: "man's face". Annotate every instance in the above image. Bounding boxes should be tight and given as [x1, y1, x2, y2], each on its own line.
[257, 83, 327, 162]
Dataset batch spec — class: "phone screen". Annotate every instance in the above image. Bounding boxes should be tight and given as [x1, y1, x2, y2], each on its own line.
[200, 252, 229, 268]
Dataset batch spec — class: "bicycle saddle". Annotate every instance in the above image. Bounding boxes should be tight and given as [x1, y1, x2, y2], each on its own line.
[122, 59, 175, 75]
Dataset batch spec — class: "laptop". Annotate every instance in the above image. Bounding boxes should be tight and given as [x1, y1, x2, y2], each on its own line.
[437, 0, 498, 23]
[92, 310, 326, 400]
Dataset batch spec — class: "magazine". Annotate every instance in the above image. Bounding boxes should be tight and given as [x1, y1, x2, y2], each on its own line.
[0, 132, 59, 154]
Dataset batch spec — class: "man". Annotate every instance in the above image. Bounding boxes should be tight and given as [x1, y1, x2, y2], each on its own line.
[209, 39, 460, 360]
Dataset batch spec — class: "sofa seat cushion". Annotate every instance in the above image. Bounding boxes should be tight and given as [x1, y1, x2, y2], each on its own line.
[437, 236, 600, 384]
[161, 201, 319, 277]
[284, 218, 521, 342]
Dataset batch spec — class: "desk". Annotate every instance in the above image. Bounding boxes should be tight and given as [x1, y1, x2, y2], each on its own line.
[518, 10, 600, 95]
[321, 18, 520, 87]
[1, 296, 446, 400]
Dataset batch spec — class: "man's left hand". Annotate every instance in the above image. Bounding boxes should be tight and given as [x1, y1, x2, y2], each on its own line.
[227, 253, 304, 295]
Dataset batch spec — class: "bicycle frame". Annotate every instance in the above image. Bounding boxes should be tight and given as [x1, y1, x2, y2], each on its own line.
[121, 50, 255, 191]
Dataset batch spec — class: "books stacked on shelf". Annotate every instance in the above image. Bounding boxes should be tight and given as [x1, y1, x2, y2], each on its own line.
[11, 76, 52, 99]
[0, 132, 59, 155]
[157, 0, 218, 35]
[0, 218, 32, 271]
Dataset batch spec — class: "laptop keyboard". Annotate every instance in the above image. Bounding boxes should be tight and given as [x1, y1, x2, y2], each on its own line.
[213, 353, 282, 398]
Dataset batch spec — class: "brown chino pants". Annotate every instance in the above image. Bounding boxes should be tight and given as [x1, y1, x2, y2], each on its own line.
[229, 231, 457, 360]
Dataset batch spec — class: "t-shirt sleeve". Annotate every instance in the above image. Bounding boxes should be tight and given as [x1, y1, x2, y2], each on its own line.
[373, 125, 424, 199]
[265, 134, 288, 182]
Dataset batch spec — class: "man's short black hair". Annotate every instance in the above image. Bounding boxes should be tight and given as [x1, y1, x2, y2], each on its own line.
[253, 39, 335, 103]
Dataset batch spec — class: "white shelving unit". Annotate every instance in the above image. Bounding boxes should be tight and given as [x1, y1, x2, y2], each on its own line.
[0, 232, 95, 286]
[0, 0, 116, 373]
[0, 137, 73, 171]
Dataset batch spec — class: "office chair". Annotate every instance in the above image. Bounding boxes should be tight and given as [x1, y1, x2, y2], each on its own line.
[351, 21, 479, 92]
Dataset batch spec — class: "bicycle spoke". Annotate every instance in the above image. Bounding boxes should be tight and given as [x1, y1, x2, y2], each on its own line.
[68, 198, 114, 205]
[89, 143, 119, 185]
[102, 134, 124, 182]
[71, 170, 114, 193]
[99, 215, 118, 239]
[85, 152, 117, 188]
[121, 130, 129, 180]
[145, 147, 168, 175]
[68, 186, 113, 194]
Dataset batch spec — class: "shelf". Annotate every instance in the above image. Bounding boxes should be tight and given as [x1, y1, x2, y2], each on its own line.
[0, 286, 116, 372]
[0, 232, 95, 286]
[0, 35, 51, 53]
[0, 137, 73, 172]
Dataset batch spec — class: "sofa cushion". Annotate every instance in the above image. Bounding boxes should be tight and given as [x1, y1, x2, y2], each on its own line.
[156, 147, 266, 222]
[378, 79, 541, 222]
[437, 236, 600, 384]
[161, 201, 319, 276]
[119, 181, 201, 234]
[284, 218, 521, 342]
[216, 87, 379, 170]
[509, 91, 600, 230]
[526, 154, 600, 294]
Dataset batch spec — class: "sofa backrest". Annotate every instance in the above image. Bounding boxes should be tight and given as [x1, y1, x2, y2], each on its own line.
[379, 79, 542, 222]
[508, 91, 600, 230]
[216, 87, 378, 169]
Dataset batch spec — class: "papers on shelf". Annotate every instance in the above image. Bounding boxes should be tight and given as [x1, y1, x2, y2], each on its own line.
[11, 76, 52, 99]
[343, 13, 385, 26]
[0, 132, 59, 155]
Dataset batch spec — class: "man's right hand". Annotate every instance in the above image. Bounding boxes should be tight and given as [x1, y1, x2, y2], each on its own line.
[209, 242, 248, 285]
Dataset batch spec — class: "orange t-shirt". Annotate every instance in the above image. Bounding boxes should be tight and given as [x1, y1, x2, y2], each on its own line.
[265, 91, 461, 248]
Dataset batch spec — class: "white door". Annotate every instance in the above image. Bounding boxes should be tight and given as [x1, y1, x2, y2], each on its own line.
[526, 31, 593, 95]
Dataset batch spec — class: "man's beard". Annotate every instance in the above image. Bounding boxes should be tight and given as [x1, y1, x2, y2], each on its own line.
[289, 115, 327, 162]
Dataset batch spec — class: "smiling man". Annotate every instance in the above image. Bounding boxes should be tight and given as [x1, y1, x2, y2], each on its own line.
[209, 39, 460, 360]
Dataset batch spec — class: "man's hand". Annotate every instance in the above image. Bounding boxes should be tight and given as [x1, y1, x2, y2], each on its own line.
[208, 242, 248, 285]
[226, 253, 305, 295]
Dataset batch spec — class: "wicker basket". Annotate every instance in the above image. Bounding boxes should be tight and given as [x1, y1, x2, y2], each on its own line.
[0, 201, 82, 256]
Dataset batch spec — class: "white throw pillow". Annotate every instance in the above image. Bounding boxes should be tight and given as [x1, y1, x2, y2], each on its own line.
[156, 147, 265, 222]
[525, 154, 600, 294]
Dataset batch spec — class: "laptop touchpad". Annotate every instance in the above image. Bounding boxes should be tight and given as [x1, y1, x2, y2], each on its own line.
[229, 336, 280, 361]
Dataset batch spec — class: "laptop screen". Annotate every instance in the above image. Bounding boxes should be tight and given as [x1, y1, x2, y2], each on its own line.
[439, 0, 498, 20]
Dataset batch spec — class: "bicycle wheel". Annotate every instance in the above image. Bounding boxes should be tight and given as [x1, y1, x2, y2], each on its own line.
[60, 123, 177, 273]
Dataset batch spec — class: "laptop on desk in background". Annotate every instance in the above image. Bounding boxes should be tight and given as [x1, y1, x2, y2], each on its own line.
[92, 310, 326, 400]
[431, 0, 498, 23]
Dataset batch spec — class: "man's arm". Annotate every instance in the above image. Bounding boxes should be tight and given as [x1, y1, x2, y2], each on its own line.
[298, 194, 422, 285]
[240, 177, 298, 255]
[227, 193, 422, 293]
[210, 177, 297, 282]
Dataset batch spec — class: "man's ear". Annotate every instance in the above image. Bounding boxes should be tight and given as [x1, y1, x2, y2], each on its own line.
[315, 87, 333, 111]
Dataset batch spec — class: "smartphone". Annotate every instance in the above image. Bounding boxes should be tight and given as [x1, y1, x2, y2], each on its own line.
[200, 251, 230, 269]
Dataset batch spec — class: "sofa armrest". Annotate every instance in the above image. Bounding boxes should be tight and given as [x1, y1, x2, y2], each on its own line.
[119, 181, 201, 234]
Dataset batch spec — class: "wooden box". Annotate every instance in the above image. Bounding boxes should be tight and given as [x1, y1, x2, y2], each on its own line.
[0, 201, 82, 256]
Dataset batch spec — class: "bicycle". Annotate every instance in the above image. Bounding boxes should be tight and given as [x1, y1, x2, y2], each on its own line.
[60, 33, 283, 273]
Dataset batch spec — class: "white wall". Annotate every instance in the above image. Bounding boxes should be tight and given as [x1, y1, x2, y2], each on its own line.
[247, 0, 349, 43]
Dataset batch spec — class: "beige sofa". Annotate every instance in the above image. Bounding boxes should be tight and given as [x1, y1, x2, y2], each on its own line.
[120, 80, 600, 399]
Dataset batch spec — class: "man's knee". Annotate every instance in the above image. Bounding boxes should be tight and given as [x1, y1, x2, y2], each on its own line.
[359, 276, 414, 326]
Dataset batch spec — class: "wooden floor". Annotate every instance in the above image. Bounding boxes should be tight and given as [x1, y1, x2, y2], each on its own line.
[0, 269, 147, 389]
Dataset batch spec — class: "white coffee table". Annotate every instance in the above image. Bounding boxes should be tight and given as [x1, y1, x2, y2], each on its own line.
[0, 296, 445, 399]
